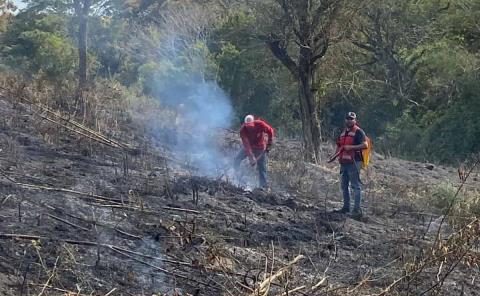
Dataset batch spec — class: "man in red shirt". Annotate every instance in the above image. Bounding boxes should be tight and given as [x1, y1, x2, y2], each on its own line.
[234, 115, 275, 189]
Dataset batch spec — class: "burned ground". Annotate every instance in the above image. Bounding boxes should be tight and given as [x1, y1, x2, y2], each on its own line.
[0, 94, 479, 296]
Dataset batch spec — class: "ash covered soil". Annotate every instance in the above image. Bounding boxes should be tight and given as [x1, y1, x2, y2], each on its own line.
[0, 96, 479, 296]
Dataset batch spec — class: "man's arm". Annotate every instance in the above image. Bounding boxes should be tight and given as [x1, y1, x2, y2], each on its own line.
[259, 121, 275, 145]
[240, 127, 257, 165]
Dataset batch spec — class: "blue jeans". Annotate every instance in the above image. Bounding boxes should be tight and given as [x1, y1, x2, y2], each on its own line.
[340, 161, 362, 211]
[234, 149, 268, 188]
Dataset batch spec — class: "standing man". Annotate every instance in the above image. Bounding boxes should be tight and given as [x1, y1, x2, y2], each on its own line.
[334, 112, 368, 216]
[234, 115, 275, 189]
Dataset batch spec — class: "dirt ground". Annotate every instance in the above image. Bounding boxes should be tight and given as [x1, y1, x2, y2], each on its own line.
[0, 94, 479, 296]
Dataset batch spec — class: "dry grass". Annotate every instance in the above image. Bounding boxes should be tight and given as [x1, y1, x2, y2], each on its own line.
[1, 72, 479, 296]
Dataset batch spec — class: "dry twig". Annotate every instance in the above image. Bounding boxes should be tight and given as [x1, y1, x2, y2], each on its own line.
[38, 256, 60, 296]
[251, 255, 305, 296]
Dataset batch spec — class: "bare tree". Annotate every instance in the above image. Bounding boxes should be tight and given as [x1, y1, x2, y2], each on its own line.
[74, 0, 91, 91]
[262, 0, 345, 163]
[349, 0, 427, 106]
[0, 0, 15, 32]
[159, 2, 218, 59]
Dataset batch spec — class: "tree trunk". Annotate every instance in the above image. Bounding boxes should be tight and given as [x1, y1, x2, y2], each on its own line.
[266, 40, 323, 163]
[299, 79, 322, 162]
[298, 48, 322, 163]
[265, 0, 337, 163]
[75, 0, 91, 91]
[78, 15, 87, 89]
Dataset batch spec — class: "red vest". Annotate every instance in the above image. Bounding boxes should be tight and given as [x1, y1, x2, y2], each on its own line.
[337, 125, 360, 163]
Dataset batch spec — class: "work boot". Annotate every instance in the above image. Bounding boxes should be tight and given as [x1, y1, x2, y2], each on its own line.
[335, 207, 350, 214]
[260, 186, 271, 193]
[351, 208, 363, 218]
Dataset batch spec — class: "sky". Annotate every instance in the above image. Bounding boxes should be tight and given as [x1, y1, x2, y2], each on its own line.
[12, 0, 27, 11]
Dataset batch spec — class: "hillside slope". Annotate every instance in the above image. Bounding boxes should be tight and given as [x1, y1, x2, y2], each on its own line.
[0, 94, 478, 296]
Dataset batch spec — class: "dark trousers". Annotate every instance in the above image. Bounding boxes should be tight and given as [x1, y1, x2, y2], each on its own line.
[340, 161, 362, 211]
[234, 148, 268, 188]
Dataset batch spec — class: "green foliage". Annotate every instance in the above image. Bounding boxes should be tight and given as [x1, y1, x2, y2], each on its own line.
[138, 40, 219, 104]
[318, 0, 480, 164]
[428, 181, 480, 221]
[431, 182, 457, 210]
[381, 111, 426, 160]
[381, 76, 480, 163]
[88, 17, 143, 84]
[377, 34, 480, 163]
[423, 79, 480, 161]
[0, 13, 77, 82]
[212, 10, 299, 134]
[428, 0, 480, 52]
[22, 29, 76, 77]
[1, 0, 480, 164]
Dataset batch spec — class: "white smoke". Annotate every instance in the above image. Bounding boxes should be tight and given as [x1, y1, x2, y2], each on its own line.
[171, 79, 234, 176]
[140, 2, 236, 178]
